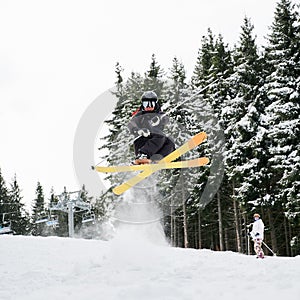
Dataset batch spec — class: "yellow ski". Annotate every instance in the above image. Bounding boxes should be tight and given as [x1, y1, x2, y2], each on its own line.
[110, 131, 208, 195]
[96, 157, 209, 173]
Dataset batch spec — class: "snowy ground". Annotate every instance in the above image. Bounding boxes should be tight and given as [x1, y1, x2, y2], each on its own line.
[1, 225, 300, 300]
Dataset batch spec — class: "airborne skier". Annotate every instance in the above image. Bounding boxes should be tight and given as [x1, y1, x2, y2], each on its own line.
[128, 91, 175, 165]
[94, 87, 212, 195]
[95, 132, 209, 195]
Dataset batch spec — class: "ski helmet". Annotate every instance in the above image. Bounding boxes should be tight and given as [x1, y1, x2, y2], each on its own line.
[141, 91, 158, 111]
[253, 213, 260, 218]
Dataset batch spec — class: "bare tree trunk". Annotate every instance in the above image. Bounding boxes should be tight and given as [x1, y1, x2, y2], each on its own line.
[288, 220, 293, 257]
[217, 191, 224, 251]
[210, 225, 214, 250]
[194, 223, 198, 248]
[244, 212, 251, 255]
[267, 207, 278, 254]
[233, 182, 241, 252]
[284, 215, 290, 256]
[180, 174, 189, 248]
[224, 228, 229, 251]
[182, 196, 189, 248]
[170, 201, 174, 246]
[174, 217, 177, 247]
[241, 211, 247, 253]
[198, 211, 202, 249]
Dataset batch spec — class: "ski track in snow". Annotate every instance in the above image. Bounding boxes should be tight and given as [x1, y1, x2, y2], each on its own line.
[0, 234, 299, 300]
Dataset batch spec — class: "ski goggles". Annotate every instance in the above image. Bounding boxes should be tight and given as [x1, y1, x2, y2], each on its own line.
[142, 100, 156, 109]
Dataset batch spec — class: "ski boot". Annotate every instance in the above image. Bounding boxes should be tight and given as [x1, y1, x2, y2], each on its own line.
[256, 251, 264, 259]
[134, 153, 152, 165]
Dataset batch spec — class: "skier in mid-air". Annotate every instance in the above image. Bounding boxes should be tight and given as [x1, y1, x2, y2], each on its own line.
[249, 213, 265, 258]
[128, 91, 175, 165]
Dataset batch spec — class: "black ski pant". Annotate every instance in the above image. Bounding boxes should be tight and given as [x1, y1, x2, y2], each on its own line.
[134, 133, 175, 160]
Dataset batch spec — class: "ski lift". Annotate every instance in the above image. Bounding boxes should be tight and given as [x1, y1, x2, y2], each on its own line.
[35, 211, 49, 224]
[0, 213, 14, 235]
[82, 211, 95, 224]
[46, 214, 59, 227]
[0, 222, 14, 235]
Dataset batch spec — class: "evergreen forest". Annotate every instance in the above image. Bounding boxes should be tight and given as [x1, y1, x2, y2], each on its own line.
[1, 0, 299, 256]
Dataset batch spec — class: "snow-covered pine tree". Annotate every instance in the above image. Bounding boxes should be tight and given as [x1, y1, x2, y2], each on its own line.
[8, 175, 30, 235]
[220, 17, 265, 252]
[0, 168, 11, 230]
[189, 30, 232, 250]
[286, 1, 300, 255]
[159, 57, 194, 246]
[191, 28, 215, 89]
[193, 31, 233, 248]
[47, 188, 61, 236]
[260, 0, 300, 254]
[222, 17, 263, 207]
[31, 182, 47, 236]
[144, 54, 165, 95]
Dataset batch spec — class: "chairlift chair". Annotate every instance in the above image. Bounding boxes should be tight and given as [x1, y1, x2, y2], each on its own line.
[0, 220, 14, 235]
[35, 211, 49, 224]
[82, 211, 95, 224]
[46, 214, 59, 227]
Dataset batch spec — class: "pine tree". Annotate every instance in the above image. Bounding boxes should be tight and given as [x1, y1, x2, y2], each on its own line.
[208, 34, 234, 114]
[8, 175, 30, 235]
[222, 17, 264, 207]
[286, 1, 300, 255]
[165, 57, 191, 149]
[144, 54, 165, 94]
[0, 168, 11, 231]
[115, 61, 124, 87]
[264, 0, 300, 191]
[256, 0, 300, 254]
[31, 182, 47, 236]
[191, 28, 215, 89]
[161, 57, 204, 244]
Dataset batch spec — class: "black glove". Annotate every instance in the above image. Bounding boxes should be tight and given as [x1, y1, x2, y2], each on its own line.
[150, 116, 160, 126]
[255, 232, 260, 237]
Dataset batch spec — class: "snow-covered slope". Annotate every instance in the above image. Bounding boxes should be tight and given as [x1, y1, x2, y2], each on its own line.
[1, 229, 299, 300]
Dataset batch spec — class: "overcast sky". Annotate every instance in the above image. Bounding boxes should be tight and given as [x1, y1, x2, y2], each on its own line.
[0, 0, 278, 209]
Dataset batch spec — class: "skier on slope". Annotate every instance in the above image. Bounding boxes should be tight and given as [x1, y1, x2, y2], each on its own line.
[128, 91, 175, 165]
[249, 213, 265, 259]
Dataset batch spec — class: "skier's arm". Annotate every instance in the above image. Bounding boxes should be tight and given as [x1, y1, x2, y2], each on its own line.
[128, 115, 150, 137]
[128, 117, 139, 135]
[150, 112, 168, 128]
[250, 222, 257, 238]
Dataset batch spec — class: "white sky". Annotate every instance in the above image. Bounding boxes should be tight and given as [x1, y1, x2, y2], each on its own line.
[0, 0, 278, 209]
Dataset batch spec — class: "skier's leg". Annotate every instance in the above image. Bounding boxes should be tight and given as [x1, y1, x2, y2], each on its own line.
[138, 134, 167, 158]
[133, 136, 152, 164]
[254, 239, 264, 258]
[156, 137, 175, 157]
[134, 136, 147, 156]
[258, 240, 264, 258]
[254, 239, 259, 257]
